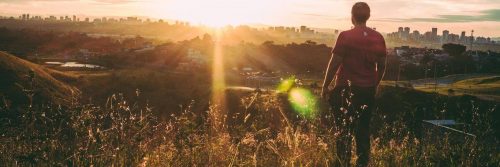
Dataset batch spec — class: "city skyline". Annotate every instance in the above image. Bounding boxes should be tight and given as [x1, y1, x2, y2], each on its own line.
[0, 0, 499, 37]
[6, 13, 499, 42]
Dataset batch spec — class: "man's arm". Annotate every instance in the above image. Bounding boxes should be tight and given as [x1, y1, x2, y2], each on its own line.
[321, 54, 343, 98]
[376, 55, 387, 86]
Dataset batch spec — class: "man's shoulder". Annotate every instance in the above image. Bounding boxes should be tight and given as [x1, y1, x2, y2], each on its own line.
[340, 28, 382, 36]
[367, 28, 383, 38]
[340, 29, 354, 35]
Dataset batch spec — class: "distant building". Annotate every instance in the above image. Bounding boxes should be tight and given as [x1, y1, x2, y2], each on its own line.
[442, 30, 449, 43]
[298, 26, 315, 38]
[176, 49, 207, 72]
[49, 16, 57, 21]
[460, 31, 466, 43]
[412, 30, 420, 40]
[404, 27, 410, 40]
[432, 28, 438, 41]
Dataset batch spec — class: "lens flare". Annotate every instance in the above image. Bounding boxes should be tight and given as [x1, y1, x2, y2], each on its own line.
[288, 88, 318, 119]
[211, 29, 226, 130]
[277, 76, 296, 93]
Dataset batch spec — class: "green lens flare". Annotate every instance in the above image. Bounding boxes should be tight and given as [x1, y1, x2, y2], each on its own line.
[288, 88, 318, 119]
[277, 76, 296, 93]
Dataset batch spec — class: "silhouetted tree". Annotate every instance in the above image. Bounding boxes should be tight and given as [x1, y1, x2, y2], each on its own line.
[442, 43, 466, 57]
[442, 43, 474, 73]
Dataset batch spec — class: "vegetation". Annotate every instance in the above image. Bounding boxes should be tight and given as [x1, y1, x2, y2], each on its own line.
[0, 26, 499, 166]
[0, 51, 78, 107]
[1, 81, 499, 166]
[415, 75, 500, 101]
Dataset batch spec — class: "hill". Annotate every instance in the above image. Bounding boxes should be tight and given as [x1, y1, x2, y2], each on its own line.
[0, 51, 79, 107]
[413, 75, 500, 101]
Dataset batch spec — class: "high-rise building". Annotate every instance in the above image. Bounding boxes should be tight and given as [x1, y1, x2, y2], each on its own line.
[432, 28, 438, 41]
[300, 26, 307, 32]
[73, 15, 77, 22]
[404, 27, 410, 40]
[424, 31, 432, 41]
[460, 31, 466, 43]
[398, 27, 404, 38]
[442, 30, 449, 43]
[412, 30, 420, 40]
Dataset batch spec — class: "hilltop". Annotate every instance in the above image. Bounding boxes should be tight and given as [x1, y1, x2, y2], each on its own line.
[0, 51, 79, 107]
[412, 74, 500, 101]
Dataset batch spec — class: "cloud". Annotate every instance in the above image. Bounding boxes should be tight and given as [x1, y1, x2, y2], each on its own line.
[0, 0, 139, 4]
[92, 0, 141, 4]
[382, 9, 500, 23]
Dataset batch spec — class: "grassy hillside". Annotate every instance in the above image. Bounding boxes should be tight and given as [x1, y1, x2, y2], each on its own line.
[0, 84, 498, 166]
[0, 52, 498, 166]
[414, 75, 500, 101]
[0, 51, 79, 107]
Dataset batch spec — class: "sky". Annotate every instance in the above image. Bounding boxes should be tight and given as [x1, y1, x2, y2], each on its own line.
[0, 0, 499, 37]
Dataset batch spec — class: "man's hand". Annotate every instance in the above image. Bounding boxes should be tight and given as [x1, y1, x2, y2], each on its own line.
[320, 87, 329, 100]
[321, 53, 342, 101]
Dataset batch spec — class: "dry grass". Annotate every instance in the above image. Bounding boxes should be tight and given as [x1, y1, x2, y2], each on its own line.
[0, 51, 79, 106]
[0, 85, 499, 166]
[414, 76, 500, 101]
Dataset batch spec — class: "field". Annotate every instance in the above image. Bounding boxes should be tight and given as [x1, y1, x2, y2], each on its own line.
[1, 52, 500, 166]
[1, 83, 499, 166]
[413, 75, 500, 101]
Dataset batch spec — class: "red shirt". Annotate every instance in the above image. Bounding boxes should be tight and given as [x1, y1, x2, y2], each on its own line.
[332, 26, 386, 87]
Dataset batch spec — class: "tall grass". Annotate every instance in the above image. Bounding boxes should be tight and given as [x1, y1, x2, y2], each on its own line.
[0, 87, 499, 166]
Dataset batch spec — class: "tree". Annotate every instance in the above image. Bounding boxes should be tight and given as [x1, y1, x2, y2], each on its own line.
[442, 43, 474, 73]
[420, 52, 435, 65]
[442, 43, 466, 57]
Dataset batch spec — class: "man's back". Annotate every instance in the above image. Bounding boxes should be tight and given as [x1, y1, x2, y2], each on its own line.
[321, 3, 386, 166]
[332, 27, 386, 87]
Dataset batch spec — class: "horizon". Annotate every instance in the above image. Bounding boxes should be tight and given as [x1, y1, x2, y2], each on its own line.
[0, 0, 499, 37]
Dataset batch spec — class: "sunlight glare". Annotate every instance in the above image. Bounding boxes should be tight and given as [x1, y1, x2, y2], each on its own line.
[146, 0, 282, 28]
[211, 29, 227, 129]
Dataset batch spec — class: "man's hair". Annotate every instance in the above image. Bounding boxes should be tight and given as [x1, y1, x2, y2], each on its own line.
[351, 2, 370, 23]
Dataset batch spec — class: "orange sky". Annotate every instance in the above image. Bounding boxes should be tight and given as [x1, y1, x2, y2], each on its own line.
[1, 0, 499, 37]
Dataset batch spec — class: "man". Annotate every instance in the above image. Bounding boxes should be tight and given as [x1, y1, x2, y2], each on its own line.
[321, 2, 387, 167]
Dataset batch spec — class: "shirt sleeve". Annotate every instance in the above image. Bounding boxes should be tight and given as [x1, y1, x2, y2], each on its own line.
[331, 32, 347, 57]
[376, 35, 387, 57]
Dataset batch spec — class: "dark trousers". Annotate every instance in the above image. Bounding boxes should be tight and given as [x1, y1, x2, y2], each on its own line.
[328, 86, 375, 167]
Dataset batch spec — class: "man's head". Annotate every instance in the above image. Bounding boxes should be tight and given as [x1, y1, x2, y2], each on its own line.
[351, 2, 370, 25]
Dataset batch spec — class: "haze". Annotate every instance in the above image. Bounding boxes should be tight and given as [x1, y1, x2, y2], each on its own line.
[1, 0, 499, 37]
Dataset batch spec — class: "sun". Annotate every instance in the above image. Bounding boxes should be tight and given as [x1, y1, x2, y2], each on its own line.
[168, 4, 249, 28]
[193, 10, 242, 28]
[145, 0, 279, 28]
